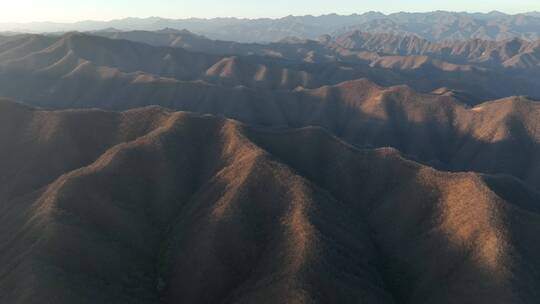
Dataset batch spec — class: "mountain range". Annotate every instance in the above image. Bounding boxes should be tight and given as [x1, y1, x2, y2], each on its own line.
[1, 31, 540, 108]
[2, 11, 540, 303]
[4, 11, 540, 42]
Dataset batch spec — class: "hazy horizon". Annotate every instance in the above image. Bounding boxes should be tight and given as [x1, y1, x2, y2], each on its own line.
[2, 10, 540, 24]
[3, 0, 540, 23]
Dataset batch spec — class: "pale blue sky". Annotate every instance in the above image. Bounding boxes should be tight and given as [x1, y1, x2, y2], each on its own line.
[2, 0, 540, 22]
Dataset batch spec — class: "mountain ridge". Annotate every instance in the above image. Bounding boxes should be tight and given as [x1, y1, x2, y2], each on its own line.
[1, 98, 539, 303]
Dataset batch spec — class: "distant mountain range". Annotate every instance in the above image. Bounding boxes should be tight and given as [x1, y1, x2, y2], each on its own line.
[4, 11, 540, 42]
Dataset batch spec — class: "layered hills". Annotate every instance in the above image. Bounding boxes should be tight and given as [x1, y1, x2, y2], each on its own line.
[1, 32, 540, 106]
[1, 98, 539, 303]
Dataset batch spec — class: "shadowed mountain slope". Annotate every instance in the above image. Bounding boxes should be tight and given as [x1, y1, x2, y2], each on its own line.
[0, 99, 539, 304]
